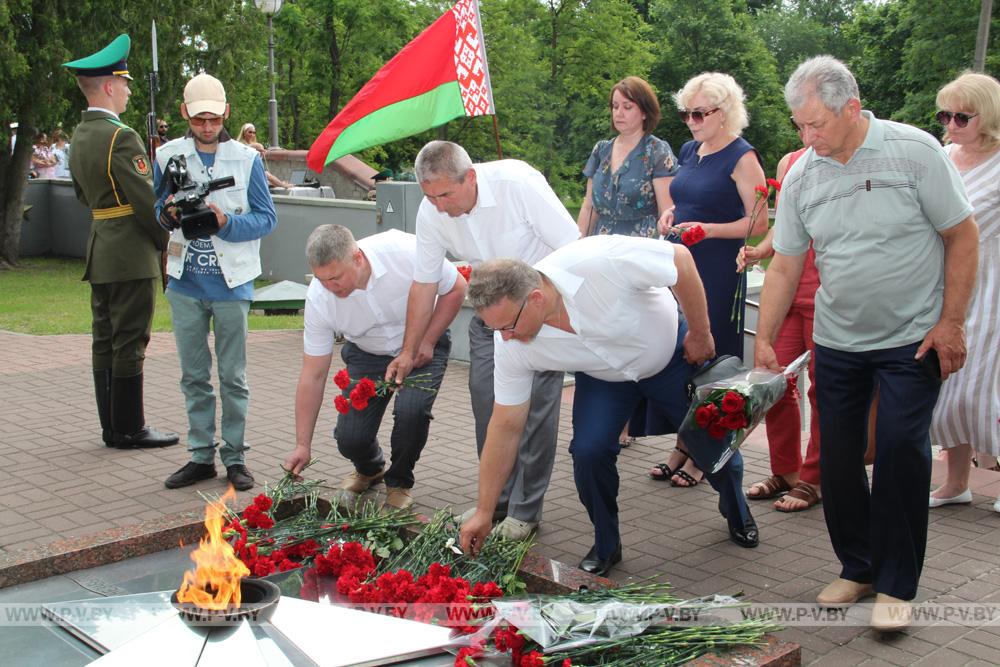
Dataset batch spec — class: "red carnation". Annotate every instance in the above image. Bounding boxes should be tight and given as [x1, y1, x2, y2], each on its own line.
[334, 395, 351, 414]
[721, 391, 745, 414]
[357, 377, 377, 399]
[754, 184, 769, 197]
[767, 177, 782, 192]
[681, 225, 706, 246]
[352, 396, 370, 411]
[253, 558, 276, 577]
[252, 494, 273, 512]
[695, 403, 718, 428]
[457, 265, 473, 282]
[520, 651, 545, 667]
[334, 369, 351, 390]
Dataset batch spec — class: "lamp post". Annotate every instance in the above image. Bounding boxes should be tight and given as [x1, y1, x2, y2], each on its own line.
[254, 0, 284, 149]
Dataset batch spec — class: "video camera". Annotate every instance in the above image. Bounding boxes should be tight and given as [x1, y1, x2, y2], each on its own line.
[165, 154, 236, 240]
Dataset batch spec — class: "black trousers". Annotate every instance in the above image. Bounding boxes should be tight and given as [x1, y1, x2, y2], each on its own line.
[815, 341, 941, 601]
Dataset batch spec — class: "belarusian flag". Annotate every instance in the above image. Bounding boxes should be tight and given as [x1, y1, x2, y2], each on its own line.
[306, 0, 495, 172]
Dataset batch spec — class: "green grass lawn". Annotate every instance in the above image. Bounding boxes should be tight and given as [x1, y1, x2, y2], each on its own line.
[0, 257, 303, 335]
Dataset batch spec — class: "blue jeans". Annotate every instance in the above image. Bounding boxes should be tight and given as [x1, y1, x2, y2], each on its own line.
[570, 321, 748, 559]
[166, 290, 250, 467]
[334, 336, 450, 488]
[815, 341, 941, 601]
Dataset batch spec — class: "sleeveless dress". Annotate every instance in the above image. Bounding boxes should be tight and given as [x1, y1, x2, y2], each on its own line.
[930, 144, 1000, 454]
[670, 137, 759, 360]
[582, 134, 678, 237]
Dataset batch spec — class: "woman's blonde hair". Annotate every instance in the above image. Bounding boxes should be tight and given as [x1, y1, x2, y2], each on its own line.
[937, 71, 1000, 151]
[238, 123, 257, 144]
[674, 72, 749, 137]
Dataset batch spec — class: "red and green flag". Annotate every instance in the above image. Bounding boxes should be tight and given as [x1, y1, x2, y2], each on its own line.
[306, 0, 495, 172]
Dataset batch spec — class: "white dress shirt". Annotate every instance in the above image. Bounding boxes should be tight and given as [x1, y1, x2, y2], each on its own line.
[493, 236, 680, 405]
[304, 229, 459, 357]
[413, 160, 579, 283]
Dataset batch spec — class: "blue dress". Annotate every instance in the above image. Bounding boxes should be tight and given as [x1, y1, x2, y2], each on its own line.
[671, 137, 758, 360]
[582, 134, 678, 237]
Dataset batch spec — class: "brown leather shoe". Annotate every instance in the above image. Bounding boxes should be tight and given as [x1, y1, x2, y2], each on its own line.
[871, 594, 911, 632]
[816, 578, 874, 608]
[385, 486, 414, 510]
[341, 469, 385, 493]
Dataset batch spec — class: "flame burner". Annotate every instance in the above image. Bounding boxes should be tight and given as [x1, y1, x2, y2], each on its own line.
[171, 578, 281, 626]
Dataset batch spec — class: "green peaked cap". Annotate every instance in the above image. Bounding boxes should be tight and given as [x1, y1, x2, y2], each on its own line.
[63, 34, 133, 80]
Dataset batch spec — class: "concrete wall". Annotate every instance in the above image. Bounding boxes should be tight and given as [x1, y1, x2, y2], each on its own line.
[19, 179, 387, 285]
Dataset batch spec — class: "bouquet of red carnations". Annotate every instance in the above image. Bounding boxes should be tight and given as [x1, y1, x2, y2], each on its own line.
[679, 352, 810, 474]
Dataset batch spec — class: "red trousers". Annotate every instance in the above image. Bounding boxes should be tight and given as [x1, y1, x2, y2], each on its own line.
[764, 303, 821, 485]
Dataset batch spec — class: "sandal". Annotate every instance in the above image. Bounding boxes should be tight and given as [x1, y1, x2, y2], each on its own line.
[670, 458, 704, 487]
[774, 482, 821, 512]
[671, 469, 701, 487]
[650, 448, 688, 481]
[619, 436, 637, 449]
[746, 475, 792, 500]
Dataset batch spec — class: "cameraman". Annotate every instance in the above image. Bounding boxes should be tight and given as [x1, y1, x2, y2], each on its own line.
[153, 73, 277, 492]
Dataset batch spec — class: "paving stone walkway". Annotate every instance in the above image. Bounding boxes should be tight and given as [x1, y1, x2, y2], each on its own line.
[2, 328, 1000, 664]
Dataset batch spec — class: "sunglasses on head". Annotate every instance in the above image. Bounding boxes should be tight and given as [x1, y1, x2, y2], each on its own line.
[677, 108, 719, 123]
[936, 111, 977, 128]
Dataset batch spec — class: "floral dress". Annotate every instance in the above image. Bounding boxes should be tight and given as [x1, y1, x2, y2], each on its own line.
[582, 133, 678, 237]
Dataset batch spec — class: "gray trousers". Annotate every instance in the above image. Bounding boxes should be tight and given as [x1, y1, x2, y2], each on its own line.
[334, 335, 450, 489]
[469, 316, 562, 523]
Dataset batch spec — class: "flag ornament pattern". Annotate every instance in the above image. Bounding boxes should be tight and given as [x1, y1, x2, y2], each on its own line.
[307, 0, 495, 172]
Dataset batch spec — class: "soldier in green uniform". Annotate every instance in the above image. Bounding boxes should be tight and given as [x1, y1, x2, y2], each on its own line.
[63, 34, 178, 449]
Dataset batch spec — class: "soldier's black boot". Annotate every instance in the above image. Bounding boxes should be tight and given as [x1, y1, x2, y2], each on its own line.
[110, 372, 180, 449]
[94, 369, 113, 446]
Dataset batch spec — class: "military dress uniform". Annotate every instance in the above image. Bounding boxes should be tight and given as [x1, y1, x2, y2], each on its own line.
[64, 34, 178, 449]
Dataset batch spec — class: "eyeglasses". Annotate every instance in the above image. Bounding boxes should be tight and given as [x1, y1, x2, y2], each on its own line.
[189, 116, 225, 127]
[936, 111, 978, 128]
[677, 108, 720, 123]
[789, 116, 801, 132]
[246, 129, 256, 135]
[489, 297, 528, 333]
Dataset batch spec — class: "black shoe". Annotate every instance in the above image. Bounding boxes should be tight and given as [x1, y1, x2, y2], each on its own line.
[719, 499, 759, 548]
[578, 542, 622, 577]
[111, 426, 180, 449]
[165, 462, 217, 489]
[226, 464, 255, 491]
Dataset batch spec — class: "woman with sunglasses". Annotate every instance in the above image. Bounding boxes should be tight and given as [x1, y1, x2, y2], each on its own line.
[928, 71, 1000, 513]
[237, 123, 258, 145]
[647, 72, 766, 487]
[578, 76, 679, 449]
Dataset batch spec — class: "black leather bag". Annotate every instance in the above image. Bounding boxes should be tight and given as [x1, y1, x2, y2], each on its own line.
[686, 355, 747, 402]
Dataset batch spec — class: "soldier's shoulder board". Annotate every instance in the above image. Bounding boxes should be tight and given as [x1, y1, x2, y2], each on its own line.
[131, 154, 150, 175]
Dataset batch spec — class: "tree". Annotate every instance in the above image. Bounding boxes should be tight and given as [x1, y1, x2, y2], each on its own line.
[648, 0, 793, 172]
[753, 0, 860, 83]
[0, 0, 90, 267]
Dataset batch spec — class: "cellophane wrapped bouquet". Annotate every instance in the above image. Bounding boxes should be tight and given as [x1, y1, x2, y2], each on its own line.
[680, 352, 810, 474]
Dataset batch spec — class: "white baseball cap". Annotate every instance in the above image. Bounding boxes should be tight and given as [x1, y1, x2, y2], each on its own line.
[184, 73, 227, 117]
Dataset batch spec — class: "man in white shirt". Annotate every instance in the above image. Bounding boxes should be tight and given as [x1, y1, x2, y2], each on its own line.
[386, 141, 579, 539]
[283, 225, 466, 509]
[458, 236, 757, 577]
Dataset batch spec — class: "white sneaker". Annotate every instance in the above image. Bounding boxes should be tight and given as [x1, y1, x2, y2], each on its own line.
[993, 497, 1000, 514]
[928, 488, 972, 507]
[493, 517, 538, 541]
[455, 506, 507, 524]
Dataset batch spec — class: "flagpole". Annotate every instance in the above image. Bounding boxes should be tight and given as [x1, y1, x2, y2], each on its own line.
[491, 115, 503, 159]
